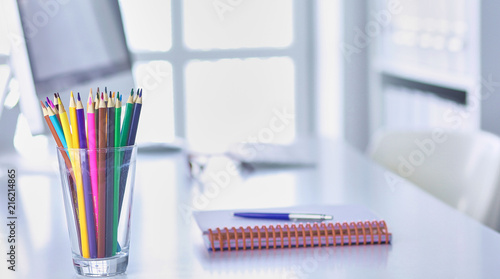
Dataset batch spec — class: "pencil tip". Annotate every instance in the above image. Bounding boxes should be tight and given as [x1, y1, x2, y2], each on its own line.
[77, 92, 81, 101]
[105, 87, 107, 93]
[40, 100, 45, 108]
[131, 88, 134, 96]
[101, 92, 104, 100]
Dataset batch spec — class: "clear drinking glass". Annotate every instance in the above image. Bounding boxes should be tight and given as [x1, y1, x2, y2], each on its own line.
[56, 145, 137, 276]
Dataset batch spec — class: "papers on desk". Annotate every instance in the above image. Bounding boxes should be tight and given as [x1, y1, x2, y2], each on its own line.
[194, 205, 392, 251]
[227, 139, 317, 168]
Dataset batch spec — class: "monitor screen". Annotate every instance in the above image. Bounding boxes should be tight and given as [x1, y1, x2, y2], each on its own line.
[16, 0, 131, 95]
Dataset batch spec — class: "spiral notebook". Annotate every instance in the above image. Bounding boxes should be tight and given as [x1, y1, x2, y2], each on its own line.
[193, 205, 392, 251]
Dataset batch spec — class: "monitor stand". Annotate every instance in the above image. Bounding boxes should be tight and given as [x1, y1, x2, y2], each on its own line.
[0, 70, 17, 155]
[0, 103, 18, 155]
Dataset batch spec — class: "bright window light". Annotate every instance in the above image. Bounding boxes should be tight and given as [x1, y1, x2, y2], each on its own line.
[119, 0, 172, 52]
[185, 57, 295, 152]
[183, 0, 293, 50]
[132, 60, 175, 143]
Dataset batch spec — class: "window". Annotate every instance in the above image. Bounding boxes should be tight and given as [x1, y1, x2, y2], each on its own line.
[119, 0, 313, 151]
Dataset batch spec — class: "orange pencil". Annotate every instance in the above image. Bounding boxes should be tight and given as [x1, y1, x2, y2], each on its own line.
[40, 101, 82, 254]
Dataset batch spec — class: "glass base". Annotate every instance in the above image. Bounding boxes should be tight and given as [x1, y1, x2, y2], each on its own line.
[73, 253, 128, 277]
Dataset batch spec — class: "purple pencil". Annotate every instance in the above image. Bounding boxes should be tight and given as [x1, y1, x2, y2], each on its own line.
[76, 93, 97, 258]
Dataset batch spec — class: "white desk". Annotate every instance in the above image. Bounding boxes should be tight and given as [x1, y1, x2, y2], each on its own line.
[1, 139, 500, 278]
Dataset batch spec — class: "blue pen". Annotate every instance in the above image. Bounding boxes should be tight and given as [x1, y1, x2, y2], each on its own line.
[234, 212, 333, 221]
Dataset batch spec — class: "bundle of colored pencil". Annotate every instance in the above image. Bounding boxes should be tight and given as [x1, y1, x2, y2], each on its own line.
[41, 88, 143, 259]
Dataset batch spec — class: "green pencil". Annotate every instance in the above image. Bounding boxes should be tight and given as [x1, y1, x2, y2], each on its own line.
[120, 89, 134, 147]
[113, 93, 122, 254]
[117, 89, 134, 220]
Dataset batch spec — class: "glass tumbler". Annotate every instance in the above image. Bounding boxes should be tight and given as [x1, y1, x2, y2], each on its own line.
[56, 145, 137, 276]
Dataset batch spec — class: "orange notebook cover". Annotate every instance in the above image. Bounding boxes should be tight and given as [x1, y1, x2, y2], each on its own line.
[193, 205, 392, 251]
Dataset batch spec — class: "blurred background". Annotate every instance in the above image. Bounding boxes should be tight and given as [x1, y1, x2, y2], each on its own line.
[0, 0, 496, 160]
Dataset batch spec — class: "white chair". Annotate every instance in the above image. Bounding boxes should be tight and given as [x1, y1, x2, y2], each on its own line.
[369, 130, 500, 230]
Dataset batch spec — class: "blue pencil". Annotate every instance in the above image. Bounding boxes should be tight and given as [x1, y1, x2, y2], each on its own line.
[46, 103, 67, 148]
[126, 89, 142, 146]
[46, 102, 70, 158]
[118, 89, 142, 215]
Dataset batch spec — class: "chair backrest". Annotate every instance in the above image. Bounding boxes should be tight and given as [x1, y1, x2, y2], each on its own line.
[369, 130, 500, 229]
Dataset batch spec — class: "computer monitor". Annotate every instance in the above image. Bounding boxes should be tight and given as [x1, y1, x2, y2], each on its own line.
[5, 0, 133, 136]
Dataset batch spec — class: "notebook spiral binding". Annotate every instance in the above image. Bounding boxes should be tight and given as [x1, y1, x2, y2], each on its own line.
[207, 220, 390, 251]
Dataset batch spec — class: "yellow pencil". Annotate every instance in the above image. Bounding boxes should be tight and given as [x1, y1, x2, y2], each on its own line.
[69, 91, 91, 258]
[58, 94, 73, 149]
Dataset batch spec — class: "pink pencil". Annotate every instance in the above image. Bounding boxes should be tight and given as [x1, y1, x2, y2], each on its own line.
[87, 92, 99, 233]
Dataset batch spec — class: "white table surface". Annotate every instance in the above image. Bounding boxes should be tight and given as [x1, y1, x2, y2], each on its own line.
[1, 139, 500, 278]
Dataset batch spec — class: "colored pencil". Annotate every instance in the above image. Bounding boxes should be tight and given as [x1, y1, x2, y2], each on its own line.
[41, 102, 72, 180]
[54, 95, 83, 254]
[119, 89, 142, 214]
[95, 88, 100, 146]
[113, 93, 122, 254]
[87, 92, 99, 236]
[133, 90, 140, 103]
[118, 89, 134, 213]
[46, 104, 68, 150]
[55, 94, 77, 191]
[76, 93, 97, 258]
[41, 102, 82, 255]
[97, 92, 107, 258]
[56, 96, 62, 123]
[53, 94, 59, 111]
[69, 91, 91, 258]
[105, 93, 115, 256]
[119, 89, 142, 210]
[127, 89, 142, 146]
[57, 95, 73, 150]
[119, 89, 134, 147]
[104, 87, 109, 105]
[49, 96, 61, 124]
